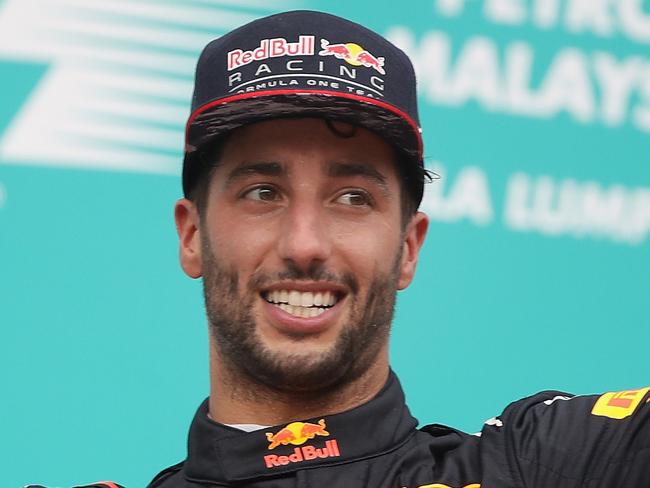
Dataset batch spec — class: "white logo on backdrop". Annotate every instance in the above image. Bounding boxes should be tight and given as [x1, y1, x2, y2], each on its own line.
[393, 0, 650, 133]
[0, 0, 297, 174]
[421, 164, 650, 245]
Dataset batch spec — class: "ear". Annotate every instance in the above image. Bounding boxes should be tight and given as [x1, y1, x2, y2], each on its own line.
[397, 211, 429, 290]
[174, 198, 203, 279]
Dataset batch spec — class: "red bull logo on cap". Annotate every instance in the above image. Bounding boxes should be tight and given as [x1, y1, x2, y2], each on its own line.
[228, 36, 315, 71]
[319, 39, 386, 75]
[264, 419, 341, 469]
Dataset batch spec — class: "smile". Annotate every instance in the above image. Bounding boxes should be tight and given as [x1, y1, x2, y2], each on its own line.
[262, 290, 341, 318]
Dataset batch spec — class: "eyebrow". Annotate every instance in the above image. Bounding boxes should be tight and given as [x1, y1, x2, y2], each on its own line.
[223, 161, 285, 188]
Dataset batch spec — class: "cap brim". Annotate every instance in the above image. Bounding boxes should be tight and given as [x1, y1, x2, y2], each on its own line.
[183, 90, 423, 198]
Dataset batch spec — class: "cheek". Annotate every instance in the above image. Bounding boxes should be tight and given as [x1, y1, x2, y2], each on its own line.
[209, 216, 279, 275]
[332, 222, 402, 274]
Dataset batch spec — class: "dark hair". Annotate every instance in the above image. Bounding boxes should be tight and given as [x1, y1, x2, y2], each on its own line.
[187, 133, 231, 216]
[187, 120, 431, 225]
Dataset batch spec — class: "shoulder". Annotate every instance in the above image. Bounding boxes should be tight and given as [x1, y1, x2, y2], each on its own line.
[480, 387, 650, 486]
[498, 386, 650, 441]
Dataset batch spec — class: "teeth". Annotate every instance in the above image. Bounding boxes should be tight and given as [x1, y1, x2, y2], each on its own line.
[288, 290, 301, 306]
[277, 303, 327, 318]
[301, 292, 314, 307]
[308, 308, 325, 318]
[265, 289, 340, 313]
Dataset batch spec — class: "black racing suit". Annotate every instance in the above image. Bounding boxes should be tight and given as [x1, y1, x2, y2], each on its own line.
[147, 372, 650, 487]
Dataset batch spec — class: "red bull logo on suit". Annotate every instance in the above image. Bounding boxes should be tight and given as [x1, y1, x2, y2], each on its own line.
[266, 419, 330, 449]
[264, 419, 341, 468]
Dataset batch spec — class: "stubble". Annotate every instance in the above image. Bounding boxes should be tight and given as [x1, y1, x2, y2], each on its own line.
[201, 233, 402, 394]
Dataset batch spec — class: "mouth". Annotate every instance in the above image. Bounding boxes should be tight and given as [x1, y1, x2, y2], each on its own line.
[262, 289, 343, 319]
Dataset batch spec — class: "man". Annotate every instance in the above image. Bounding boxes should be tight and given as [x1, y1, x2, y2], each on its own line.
[147, 10, 650, 488]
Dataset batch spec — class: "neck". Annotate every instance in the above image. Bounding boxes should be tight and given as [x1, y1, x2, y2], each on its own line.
[207, 340, 390, 426]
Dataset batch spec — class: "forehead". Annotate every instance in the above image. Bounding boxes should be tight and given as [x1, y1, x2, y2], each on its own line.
[214, 118, 399, 179]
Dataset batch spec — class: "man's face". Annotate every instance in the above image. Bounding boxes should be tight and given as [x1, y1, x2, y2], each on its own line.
[177, 118, 427, 393]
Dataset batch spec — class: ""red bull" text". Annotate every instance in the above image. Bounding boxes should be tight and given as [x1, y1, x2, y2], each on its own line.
[228, 36, 315, 70]
[264, 439, 341, 468]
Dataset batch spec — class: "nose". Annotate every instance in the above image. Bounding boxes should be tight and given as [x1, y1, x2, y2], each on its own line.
[277, 201, 331, 273]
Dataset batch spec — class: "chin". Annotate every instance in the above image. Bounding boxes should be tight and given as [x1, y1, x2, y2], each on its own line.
[242, 339, 354, 393]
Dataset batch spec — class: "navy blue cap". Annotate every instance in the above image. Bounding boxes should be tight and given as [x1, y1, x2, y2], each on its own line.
[183, 10, 424, 205]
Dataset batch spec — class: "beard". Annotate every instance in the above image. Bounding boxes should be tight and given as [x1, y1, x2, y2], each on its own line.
[201, 235, 402, 394]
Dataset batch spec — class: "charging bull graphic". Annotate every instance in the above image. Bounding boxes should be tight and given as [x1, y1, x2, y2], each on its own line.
[319, 39, 386, 74]
[266, 419, 330, 450]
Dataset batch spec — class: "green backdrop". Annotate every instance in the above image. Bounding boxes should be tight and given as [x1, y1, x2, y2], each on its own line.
[1, 0, 648, 486]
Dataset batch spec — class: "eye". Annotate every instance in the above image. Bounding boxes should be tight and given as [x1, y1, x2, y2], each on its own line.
[242, 185, 281, 202]
[335, 190, 372, 207]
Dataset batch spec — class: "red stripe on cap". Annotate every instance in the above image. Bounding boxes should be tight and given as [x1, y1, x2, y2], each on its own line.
[91, 482, 122, 488]
[185, 89, 423, 158]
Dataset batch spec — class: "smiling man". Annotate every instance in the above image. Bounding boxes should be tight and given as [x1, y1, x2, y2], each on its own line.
[145, 9, 650, 488]
[177, 116, 428, 428]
